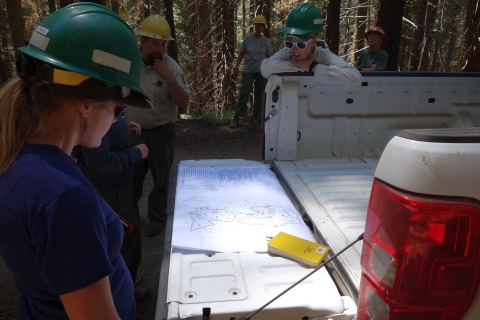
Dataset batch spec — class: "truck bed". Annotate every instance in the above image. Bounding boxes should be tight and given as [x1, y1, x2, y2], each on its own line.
[274, 157, 378, 298]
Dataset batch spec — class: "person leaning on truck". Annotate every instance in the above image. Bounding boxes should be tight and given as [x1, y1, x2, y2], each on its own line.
[355, 26, 388, 71]
[261, 3, 362, 86]
[123, 15, 191, 237]
[232, 15, 273, 126]
[0, 3, 154, 319]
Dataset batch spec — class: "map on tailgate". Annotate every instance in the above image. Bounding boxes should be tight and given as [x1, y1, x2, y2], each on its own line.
[172, 165, 314, 252]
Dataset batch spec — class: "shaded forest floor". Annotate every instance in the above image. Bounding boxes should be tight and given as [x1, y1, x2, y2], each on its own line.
[0, 117, 263, 320]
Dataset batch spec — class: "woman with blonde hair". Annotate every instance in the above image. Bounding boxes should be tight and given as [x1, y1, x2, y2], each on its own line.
[0, 3, 152, 319]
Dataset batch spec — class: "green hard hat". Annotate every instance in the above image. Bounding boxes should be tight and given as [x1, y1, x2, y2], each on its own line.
[280, 3, 324, 35]
[18, 2, 152, 109]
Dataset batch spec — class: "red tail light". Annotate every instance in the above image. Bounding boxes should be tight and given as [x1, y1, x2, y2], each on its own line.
[358, 178, 480, 320]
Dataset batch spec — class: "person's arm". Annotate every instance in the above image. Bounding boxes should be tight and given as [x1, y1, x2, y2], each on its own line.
[60, 276, 119, 320]
[233, 51, 246, 76]
[153, 59, 190, 113]
[265, 38, 273, 59]
[314, 47, 362, 85]
[374, 51, 388, 71]
[260, 47, 302, 78]
[81, 124, 142, 176]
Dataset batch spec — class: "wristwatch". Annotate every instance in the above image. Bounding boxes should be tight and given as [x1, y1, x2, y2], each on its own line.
[309, 60, 318, 73]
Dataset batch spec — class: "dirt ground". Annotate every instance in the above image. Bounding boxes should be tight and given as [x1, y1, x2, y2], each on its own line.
[0, 117, 262, 320]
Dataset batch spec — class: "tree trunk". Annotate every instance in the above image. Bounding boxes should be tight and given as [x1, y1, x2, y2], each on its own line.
[0, 6, 10, 84]
[58, 0, 73, 8]
[460, 0, 480, 71]
[354, 0, 369, 62]
[192, 0, 213, 112]
[255, 0, 270, 38]
[398, 0, 412, 70]
[418, 0, 439, 71]
[47, 0, 56, 14]
[215, 0, 236, 111]
[409, 0, 428, 70]
[375, 0, 405, 71]
[242, 0, 246, 38]
[5, 0, 25, 56]
[164, 0, 178, 62]
[111, 0, 119, 14]
[325, 0, 341, 54]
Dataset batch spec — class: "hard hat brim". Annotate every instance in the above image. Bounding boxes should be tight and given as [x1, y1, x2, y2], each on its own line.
[365, 30, 386, 41]
[136, 30, 175, 41]
[280, 27, 319, 36]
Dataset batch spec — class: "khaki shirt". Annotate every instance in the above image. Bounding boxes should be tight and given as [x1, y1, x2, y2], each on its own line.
[124, 54, 191, 129]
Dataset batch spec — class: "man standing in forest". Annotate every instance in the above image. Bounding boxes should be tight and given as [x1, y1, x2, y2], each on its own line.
[355, 26, 388, 71]
[124, 14, 190, 237]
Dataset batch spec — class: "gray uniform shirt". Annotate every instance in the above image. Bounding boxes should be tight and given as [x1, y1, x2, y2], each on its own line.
[240, 33, 273, 73]
[124, 54, 191, 129]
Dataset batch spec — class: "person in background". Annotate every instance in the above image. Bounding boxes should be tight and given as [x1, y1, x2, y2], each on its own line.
[233, 14, 273, 126]
[355, 26, 388, 71]
[0, 3, 153, 319]
[261, 3, 361, 86]
[74, 116, 150, 303]
[123, 15, 191, 237]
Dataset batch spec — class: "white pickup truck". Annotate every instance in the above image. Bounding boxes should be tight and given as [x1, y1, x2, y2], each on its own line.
[155, 72, 480, 320]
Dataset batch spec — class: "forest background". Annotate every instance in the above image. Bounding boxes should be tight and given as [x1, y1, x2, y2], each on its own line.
[1, 0, 480, 116]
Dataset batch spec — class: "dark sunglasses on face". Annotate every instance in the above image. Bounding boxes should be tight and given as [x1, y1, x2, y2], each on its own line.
[285, 38, 313, 50]
[255, 24, 264, 28]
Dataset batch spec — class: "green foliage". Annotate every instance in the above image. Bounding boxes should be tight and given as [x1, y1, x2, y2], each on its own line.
[191, 106, 235, 127]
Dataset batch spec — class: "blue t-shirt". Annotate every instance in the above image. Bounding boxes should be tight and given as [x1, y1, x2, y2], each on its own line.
[0, 144, 135, 319]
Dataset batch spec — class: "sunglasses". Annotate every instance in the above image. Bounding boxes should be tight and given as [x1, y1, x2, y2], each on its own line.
[255, 25, 264, 28]
[114, 103, 125, 117]
[285, 38, 313, 50]
[86, 100, 125, 117]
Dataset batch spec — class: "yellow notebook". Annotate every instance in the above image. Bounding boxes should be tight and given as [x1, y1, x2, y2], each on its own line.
[267, 232, 330, 268]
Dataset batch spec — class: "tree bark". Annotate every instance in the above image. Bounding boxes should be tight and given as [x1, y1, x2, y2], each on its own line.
[460, 0, 480, 71]
[255, 0, 270, 38]
[409, 0, 428, 70]
[375, 0, 405, 71]
[418, 0, 439, 71]
[164, 0, 178, 62]
[111, 0, 119, 14]
[47, 0, 56, 14]
[354, 0, 369, 62]
[191, 0, 213, 112]
[58, 0, 73, 8]
[5, 0, 25, 56]
[325, 0, 341, 54]
[397, 0, 413, 70]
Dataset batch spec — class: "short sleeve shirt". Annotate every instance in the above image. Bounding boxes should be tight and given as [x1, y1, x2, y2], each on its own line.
[355, 49, 388, 71]
[240, 34, 273, 73]
[123, 54, 191, 129]
[0, 144, 135, 319]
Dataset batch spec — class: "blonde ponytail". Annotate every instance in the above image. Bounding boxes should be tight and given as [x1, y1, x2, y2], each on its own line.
[0, 78, 61, 176]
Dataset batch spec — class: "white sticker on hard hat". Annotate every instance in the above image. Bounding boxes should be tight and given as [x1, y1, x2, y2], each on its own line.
[30, 32, 50, 51]
[92, 50, 131, 73]
[35, 26, 49, 35]
[122, 87, 131, 98]
[314, 19, 324, 25]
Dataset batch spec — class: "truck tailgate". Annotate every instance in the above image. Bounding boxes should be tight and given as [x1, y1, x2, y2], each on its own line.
[155, 159, 357, 320]
[273, 157, 378, 297]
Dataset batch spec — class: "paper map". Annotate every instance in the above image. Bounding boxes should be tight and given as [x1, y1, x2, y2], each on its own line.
[172, 165, 314, 252]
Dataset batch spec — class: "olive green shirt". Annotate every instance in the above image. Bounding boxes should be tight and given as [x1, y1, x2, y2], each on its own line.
[124, 54, 190, 129]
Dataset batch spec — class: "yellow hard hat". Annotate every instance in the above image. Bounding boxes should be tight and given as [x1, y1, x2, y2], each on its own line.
[137, 15, 174, 40]
[252, 15, 267, 27]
